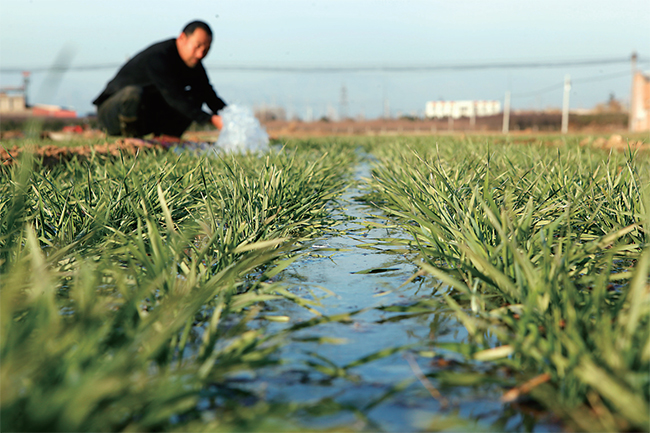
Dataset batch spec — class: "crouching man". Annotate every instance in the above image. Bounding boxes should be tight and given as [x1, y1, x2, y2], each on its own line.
[93, 20, 226, 138]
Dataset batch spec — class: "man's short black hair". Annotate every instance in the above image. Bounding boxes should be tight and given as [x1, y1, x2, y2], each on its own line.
[182, 21, 212, 37]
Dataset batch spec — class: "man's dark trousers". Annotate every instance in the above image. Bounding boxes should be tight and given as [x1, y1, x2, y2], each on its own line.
[97, 85, 194, 137]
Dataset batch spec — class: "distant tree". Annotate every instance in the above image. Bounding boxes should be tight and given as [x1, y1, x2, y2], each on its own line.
[594, 93, 624, 113]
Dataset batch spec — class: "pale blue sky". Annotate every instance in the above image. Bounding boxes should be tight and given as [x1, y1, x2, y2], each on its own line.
[1, 0, 648, 118]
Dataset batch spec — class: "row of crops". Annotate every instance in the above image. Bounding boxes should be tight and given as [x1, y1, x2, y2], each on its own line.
[363, 137, 649, 432]
[1, 135, 648, 431]
[0, 142, 357, 431]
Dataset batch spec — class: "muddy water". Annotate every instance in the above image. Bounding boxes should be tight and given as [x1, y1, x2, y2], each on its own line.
[248, 161, 562, 432]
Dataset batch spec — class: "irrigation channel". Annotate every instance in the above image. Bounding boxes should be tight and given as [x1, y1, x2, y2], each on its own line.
[229, 159, 563, 432]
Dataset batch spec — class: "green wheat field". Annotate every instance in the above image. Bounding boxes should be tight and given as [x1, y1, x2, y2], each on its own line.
[1, 134, 648, 432]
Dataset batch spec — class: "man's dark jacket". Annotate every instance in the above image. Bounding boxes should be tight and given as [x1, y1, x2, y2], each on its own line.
[93, 38, 226, 124]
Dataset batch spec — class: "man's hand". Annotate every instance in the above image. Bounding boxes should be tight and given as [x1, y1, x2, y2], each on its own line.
[211, 114, 223, 130]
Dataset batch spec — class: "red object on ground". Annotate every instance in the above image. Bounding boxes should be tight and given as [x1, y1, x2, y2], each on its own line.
[62, 125, 84, 133]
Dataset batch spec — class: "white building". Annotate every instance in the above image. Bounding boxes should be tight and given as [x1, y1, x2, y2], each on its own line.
[0, 92, 28, 114]
[425, 100, 501, 119]
[630, 70, 650, 132]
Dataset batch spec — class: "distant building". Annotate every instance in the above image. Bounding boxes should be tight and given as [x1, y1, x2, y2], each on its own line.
[0, 72, 31, 115]
[0, 92, 29, 114]
[630, 70, 650, 132]
[425, 100, 501, 119]
[1, 92, 76, 118]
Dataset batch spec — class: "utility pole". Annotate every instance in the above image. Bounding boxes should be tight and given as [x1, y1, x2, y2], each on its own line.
[287, 94, 294, 120]
[22, 71, 31, 106]
[339, 84, 348, 120]
[383, 98, 390, 119]
[469, 102, 476, 130]
[502, 91, 511, 134]
[629, 52, 638, 132]
[561, 75, 571, 134]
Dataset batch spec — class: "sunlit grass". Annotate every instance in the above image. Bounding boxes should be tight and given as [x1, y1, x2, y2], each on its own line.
[4, 133, 649, 431]
[0, 142, 357, 431]
[364, 136, 649, 431]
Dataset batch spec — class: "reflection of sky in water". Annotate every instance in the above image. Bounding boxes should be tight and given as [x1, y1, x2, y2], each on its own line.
[230, 158, 562, 432]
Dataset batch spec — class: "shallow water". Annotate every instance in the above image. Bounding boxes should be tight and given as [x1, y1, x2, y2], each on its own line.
[224, 160, 564, 431]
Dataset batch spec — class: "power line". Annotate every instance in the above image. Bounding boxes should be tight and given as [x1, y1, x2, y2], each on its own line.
[511, 68, 644, 98]
[511, 83, 564, 98]
[0, 56, 641, 74]
[0, 64, 120, 74]
[206, 57, 638, 73]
